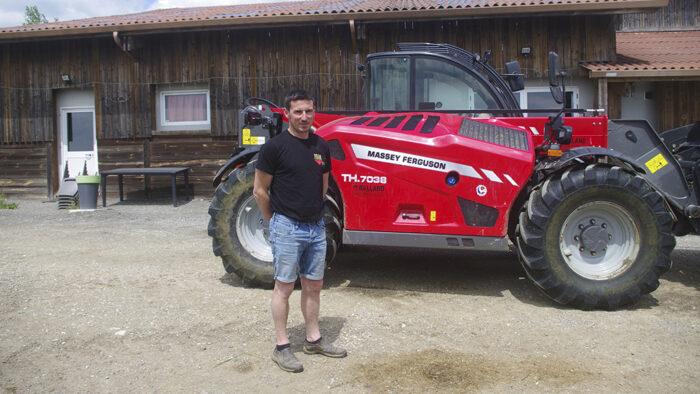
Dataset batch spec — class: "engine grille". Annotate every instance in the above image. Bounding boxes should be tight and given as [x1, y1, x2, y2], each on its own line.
[458, 118, 529, 152]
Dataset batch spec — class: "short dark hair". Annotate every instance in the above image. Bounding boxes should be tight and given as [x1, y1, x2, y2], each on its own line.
[284, 89, 314, 110]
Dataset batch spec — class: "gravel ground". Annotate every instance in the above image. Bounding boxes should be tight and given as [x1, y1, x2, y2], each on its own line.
[0, 197, 699, 392]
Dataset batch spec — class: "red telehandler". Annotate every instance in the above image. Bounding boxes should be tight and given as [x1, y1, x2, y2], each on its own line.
[208, 43, 699, 310]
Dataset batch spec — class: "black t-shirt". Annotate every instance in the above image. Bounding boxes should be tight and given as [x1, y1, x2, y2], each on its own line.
[256, 130, 332, 222]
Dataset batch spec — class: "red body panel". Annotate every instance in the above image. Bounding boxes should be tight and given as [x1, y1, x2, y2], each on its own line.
[275, 109, 608, 237]
[317, 113, 537, 237]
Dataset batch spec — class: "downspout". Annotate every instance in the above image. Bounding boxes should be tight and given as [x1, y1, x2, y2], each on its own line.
[113, 31, 137, 62]
[349, 20, 358, 54]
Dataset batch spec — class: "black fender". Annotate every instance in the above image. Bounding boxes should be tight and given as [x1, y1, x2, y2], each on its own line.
[532, 146, 700, 231]
[212, 146, 261, 187]
[535, 147, 646, 176]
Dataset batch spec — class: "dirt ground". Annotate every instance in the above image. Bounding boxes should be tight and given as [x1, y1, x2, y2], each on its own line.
[1, 196, 699, 393]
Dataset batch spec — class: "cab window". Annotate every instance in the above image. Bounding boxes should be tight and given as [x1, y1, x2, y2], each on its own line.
[367, 57, 410, 111]
[414, 57, 499, 111]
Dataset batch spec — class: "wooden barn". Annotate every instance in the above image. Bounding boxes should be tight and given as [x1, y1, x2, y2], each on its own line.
[0, 0, 697, 200]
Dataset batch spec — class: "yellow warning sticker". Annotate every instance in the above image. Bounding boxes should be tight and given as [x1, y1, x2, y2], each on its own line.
[645, 153, 668, 174]
[430, 211, 436, 222]
[241, 129, 265, 145]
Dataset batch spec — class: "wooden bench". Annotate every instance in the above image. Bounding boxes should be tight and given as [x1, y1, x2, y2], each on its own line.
[101, 167, 191, 207]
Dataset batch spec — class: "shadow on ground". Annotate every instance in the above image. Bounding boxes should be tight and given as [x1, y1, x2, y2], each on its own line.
[665, 242, 700, 290]
[217, 239, 700, 310]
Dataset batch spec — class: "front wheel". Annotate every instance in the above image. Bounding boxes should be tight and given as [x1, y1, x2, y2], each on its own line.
[516, 164, 676, 309]
[207, 159, 342, 286]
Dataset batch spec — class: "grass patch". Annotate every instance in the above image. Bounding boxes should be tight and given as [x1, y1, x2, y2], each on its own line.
[0, 194, 18, 209]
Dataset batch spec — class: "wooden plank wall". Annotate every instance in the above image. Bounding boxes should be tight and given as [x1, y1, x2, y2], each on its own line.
[0, 14, 622, 198]
[97, 137, 232, 199]
[1, 15, 616, 145]
[657, 81, 700, 132]
[617, 0, 699, 32]
[0, 144, 49, 197]
[148, 137, 232, 197]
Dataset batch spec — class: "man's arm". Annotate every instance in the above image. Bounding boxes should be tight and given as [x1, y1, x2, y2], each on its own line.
[253, 169, 274, 221]
[322, 172, 329, 197]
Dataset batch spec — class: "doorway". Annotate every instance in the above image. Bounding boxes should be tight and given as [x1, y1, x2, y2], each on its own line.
[56, 90, 98, 180]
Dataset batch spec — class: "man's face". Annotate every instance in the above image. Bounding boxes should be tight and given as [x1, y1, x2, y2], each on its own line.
[285, 99, 315, 135]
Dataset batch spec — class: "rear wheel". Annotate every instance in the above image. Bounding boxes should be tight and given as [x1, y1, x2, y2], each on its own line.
[516, 164, 675, 309]
[207, 159, 343, 286]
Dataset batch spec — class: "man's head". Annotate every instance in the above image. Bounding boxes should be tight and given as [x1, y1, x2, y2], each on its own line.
[283, 89, 315, 137]
[284, 89, 314, 110]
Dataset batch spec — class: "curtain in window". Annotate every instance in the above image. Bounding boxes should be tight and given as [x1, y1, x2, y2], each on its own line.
[165, 93, 207, 122]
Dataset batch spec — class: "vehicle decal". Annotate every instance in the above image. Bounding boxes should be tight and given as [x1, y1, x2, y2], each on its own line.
[430, 211, 436, 222]
[480, 169, 502, 183]
[503, 174, 519, 187]
[351, 144, 482, 180]
[341, 173, 387, 194]
[517, 125, 540, 136]
[341, 174, 387, 184]
[242, 129, 265, 145]
[645, 153, 668, 174]
[476, 185, 488, 196]
[353, 184, 385, 193]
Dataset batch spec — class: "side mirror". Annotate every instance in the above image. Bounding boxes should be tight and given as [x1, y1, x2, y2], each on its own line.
[548, 51, 564, 104]
[504, 61, 525, 92]
[548, 52, 560, 87]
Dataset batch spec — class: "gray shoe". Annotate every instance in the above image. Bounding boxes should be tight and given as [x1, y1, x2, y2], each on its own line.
[271, 347, 303, 373]
[303, 337, 347, 358]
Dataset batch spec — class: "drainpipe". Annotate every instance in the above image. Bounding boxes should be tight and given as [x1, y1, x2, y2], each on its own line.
[349, 20, 358, 54]
[113, 31, 137, 62]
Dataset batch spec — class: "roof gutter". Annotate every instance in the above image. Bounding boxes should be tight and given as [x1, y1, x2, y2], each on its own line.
[586, 69, 700, 79]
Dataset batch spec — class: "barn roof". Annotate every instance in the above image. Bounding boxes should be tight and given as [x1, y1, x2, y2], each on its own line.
[0, 0, 668, 41]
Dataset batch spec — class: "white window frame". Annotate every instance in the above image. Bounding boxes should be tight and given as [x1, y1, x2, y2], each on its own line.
[159, 89, 211, 128]
[516, 87, 580, 116]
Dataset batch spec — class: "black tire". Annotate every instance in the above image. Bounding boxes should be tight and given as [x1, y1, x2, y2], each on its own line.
[207, 158, 343, 286]
[324, 193, 343, 263]
[516, 164, 676, 310]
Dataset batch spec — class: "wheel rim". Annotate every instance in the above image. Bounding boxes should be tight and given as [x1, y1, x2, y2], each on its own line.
[559, 201, 640, 280]
[235, 194, 272, 262]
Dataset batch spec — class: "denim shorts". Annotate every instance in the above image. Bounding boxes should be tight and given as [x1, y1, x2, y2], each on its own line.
[269, 213, 326, 283]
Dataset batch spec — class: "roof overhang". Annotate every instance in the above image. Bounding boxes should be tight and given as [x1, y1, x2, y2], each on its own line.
[581, 30, 700, 81]
[583, 68, 700, 79]
[0, 0, 669, 42]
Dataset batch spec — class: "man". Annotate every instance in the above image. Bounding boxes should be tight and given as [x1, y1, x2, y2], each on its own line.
[253, 89, 347, 373]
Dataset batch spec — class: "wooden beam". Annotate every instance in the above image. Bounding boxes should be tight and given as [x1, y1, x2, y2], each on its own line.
[596, 77, 609, 114]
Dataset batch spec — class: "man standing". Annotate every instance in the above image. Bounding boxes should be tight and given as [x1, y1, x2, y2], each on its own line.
[253, 89, 347, 373]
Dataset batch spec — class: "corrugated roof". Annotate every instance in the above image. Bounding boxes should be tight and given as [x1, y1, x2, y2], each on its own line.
[0, 0, 669, 40]
[581, 30, 700, 78]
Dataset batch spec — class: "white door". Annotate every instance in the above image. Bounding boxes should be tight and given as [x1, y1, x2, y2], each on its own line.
[59, 107, 98, 178]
